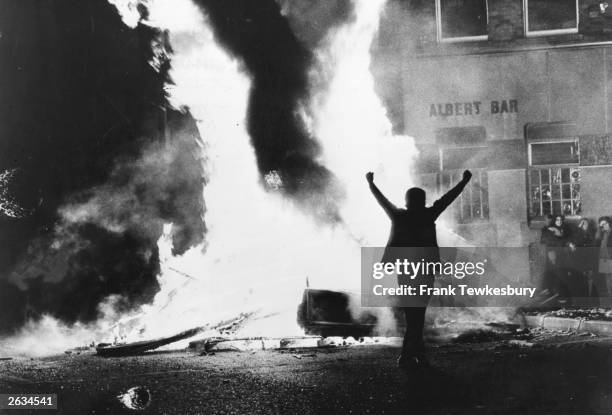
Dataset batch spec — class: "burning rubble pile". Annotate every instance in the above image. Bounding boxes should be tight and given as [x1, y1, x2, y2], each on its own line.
[96, 313, 251, 357]
[0, 0, 524, 358]
[75, 0, 413, 354]
[527, 308, 612, 321]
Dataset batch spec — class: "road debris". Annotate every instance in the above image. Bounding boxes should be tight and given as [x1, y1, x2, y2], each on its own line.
[279, 336, 320, 348]
[97, 313, 253, 357]
[292, 352, 317, 359]
[97, 327, 205, 357]
[452, 329, 507, 343]
[527, 308, 612, 321]
[507, 340, 535, 348]
[117, 386, 151, 410]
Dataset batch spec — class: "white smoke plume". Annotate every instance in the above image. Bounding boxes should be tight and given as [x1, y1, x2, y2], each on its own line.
[102, 0, 419, 341]
[1, 0, 514, 357]
[1, 297, 129, 357]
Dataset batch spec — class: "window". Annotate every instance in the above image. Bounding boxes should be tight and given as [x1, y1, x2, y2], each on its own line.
[524, 0, 578, 37]
[528, 140, 581, 218]
[439, 170, 489, 223]
[441, 146, 487, 170]
[436, 0, 488, 42]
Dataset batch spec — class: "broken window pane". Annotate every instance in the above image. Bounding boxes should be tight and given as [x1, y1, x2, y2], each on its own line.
[571, 183, 580, 199]
[531, 202, 541, 217]
[439, 169, 488, 223]
[561, 168, 570, 183]
[562, 184, 571, 199]
[531, 186, 541, 202]
[529, 167, 581, 219]
[551, 184, 561, 199]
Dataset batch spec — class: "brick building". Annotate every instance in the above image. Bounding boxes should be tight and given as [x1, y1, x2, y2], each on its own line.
[374, 0, 612, 284]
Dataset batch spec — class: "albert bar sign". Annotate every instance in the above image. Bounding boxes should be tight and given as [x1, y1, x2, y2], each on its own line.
[429, 100, 518, 117]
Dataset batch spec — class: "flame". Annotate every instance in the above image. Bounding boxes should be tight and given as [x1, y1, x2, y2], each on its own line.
[0, 0, 421, 356]
[103, 0, 416, 341]
[110, 0, 415, 341]
[310, 0, 417, 243]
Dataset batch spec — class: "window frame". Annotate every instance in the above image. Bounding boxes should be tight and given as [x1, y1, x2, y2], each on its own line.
[439, 145, 488, 171]
[527, 138, 581, 219]
[435, 0, 489, 43]
[523, 0, 579, 38]
[527, 138, 580, 167]
[438, 168, 490, 224]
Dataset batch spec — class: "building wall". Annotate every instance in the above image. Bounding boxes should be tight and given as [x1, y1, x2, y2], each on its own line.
[581, 166, 612, 218]
[403, 47, 611, 142]
[488, 169, 527, 243]
[390, 1, 612, 283]
[407, 0, 612, 47]
[406, 47, 612, 239]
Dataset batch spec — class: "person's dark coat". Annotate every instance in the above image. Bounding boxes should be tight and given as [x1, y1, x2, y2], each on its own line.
[369, 178, 470, 266]
[570, 227, 596, 274]
[594, 230, 612, 269]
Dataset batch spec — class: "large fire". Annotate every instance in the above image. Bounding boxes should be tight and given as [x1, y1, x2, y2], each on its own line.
[1, 0, 430, 355]
[128, 0, 408, 341]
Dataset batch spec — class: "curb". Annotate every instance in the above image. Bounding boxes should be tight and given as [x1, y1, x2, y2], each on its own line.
[524, 315, 612, 336]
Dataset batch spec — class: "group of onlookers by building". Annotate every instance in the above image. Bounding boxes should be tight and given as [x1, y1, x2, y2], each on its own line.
[540, 215, 612, 305]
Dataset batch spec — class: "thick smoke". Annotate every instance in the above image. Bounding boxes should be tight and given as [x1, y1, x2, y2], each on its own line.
[191, 0, 355, 221]
[58, 114, 205, 256]
[276, 0, 355, 49]
[0, 0, 359, 336]
[0, 0, 204, 334]
[369, 0, 415, 134]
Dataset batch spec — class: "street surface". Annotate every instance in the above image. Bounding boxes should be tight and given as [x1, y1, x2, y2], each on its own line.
[1, 334, 612, 414]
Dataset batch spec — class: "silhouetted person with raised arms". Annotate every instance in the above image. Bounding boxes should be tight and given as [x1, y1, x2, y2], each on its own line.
[366, 169, 472, 372]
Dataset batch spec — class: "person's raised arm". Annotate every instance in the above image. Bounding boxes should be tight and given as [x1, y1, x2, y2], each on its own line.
[366, 172, 397, 218]
[431, 170, 472, 219]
